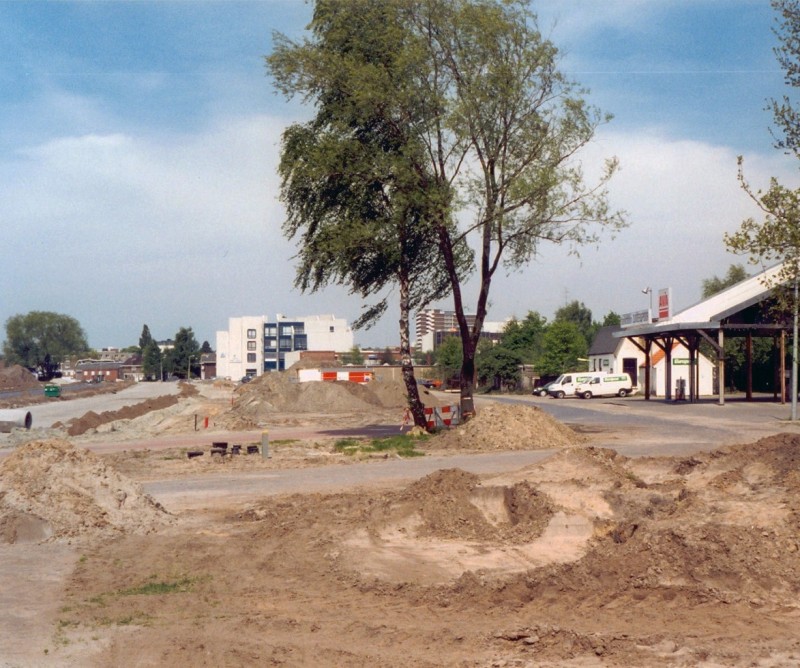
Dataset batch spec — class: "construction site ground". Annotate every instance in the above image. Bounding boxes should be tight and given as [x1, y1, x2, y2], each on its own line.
[2, 371, 800, 667]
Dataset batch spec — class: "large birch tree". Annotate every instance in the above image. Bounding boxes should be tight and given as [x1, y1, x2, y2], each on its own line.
[269, 0, 625, 416]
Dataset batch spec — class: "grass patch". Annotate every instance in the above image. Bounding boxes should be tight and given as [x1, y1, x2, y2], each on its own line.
[334, 434, 427, 458]
[117, 575, 201, 597]
[270, 438, 299, 446]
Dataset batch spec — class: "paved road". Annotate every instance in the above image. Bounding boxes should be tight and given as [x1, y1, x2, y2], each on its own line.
[487, 393, 800, 456]
[144, 392, 800, 511]
[5, 382, 182, 430]
[6, 382, 800, 510]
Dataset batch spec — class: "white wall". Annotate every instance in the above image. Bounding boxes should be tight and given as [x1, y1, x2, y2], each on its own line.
[648, 354, 715, 397]
[590, 339, 715, 396]
[216, 315, 266, 380]
[216, 314, 353, 379]
[297, 314, 353, 352]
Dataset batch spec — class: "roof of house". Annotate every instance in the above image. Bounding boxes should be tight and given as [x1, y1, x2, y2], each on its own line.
[616, 262, 786, 339]
[670, 262, 784, 324]
[75, 360, 122, 370]
[642, 343, 679, 367]
[589, 326, 622, 355]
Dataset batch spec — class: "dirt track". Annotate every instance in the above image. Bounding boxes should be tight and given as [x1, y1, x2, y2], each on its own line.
[2, 379, 800, 667]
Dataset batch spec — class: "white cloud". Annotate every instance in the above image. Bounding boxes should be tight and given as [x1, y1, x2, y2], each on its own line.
[0, 113, 326, 347]
[3, 103, 798, 350]
[475, 128, 799, 327]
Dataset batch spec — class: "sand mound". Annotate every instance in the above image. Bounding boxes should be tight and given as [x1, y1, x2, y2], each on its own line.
[0, 440, 171, 543]
[58, 382, 198, 436]
[0, 364, 40, 390]
[341, 467, 573, 584]
[431, 402, 583, 451]
[393, 468, 555, 544]
[218, 373, 438, 428]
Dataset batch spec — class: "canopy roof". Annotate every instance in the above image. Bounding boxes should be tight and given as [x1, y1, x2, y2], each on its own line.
[616, 263, 787, 339]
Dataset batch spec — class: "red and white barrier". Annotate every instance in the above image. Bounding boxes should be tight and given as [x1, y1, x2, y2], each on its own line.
[423, 404, 460, 429]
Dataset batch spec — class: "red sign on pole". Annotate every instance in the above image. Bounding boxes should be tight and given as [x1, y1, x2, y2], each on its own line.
[658, 288, 671, 321]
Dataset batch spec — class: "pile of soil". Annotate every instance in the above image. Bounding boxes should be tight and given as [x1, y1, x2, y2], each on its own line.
[57, 382, 198, 436]
[0, 364, 39, 390]
[217, 374, 439, 430]
[63, 434, 800, 667]
[387, 468, 554, 544]
[0, 439, 171, 543]
[431, 402, 583, 451]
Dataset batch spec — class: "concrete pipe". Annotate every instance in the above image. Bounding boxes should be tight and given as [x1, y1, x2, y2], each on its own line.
[0, 410, 33, 433]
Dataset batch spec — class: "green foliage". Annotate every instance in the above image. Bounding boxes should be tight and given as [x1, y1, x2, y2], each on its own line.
[500, 311, 547, 363]
[3, 311, 89, 379]
[138, 324, 153, 353]
[770, 0, 800, 159]
[141, 340, 162, 381]
[435, 335, 463, 377]
[555, 300, 595, 346]
[269, 0, 625, 412]
[475, 342, 523, 389]
[334, 434, 427, 457]
[601, 311, 622, 327]
[117, 577, 199, 597]
[268, 0, 463, 331]
[341, 346, 364, 366]
[729, 3, 800, 303]
[169, 327, 199, 380]
[702, 264, 749, 298]
[537, 320, 588, 376]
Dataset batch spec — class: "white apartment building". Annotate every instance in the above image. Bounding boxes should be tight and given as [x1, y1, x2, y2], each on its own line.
[415, 308, 510, 351]
[216, 314, 353, 380]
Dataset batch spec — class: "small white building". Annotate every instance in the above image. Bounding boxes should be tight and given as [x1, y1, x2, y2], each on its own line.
[215, 314, 353, 380]
[589, 326, 714, 397]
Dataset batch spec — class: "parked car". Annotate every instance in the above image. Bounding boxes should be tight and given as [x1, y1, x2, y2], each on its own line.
[575, 373, 637, 399]
[532, 382, 553, 397]
[548, 371, 607, 399]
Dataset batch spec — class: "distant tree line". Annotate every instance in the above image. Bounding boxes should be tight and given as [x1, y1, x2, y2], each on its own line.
[419, 301, 620, 391]
[2, 311, 213, 381]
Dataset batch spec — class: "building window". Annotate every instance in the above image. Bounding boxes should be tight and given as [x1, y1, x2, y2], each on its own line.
[247, 341, 256, 351]
[329, 326, 335, 333]
[247, 353, 257, 363]
[247, 329, 257, 339]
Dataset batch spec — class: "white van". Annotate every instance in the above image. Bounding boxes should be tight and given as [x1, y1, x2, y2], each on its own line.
[575, 373, 636, 399]
[547, 371, 606, 398]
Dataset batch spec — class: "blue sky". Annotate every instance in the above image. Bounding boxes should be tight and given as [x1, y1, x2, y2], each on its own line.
[1, 0, 796, 351]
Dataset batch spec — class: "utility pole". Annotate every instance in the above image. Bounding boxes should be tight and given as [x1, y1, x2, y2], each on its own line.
[792, 276, 798, 420]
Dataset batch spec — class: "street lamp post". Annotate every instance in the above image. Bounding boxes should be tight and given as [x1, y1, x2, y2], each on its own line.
[642, 287, 653, 322]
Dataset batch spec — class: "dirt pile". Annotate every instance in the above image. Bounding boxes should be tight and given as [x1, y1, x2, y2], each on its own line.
[58, 382, 198, 436]
[389, 468, 554, 543]
[0, 364, 40, 390]
[0, 439, 171, 543]
[431, 402, 583, 451]
[217, 374, 436, 429]
[27, 421, 800, 666]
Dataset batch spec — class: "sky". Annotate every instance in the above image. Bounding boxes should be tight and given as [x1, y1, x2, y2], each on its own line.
[2, 0, 798, 351]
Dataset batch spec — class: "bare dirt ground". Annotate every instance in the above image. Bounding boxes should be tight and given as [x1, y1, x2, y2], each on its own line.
[2, 373, 800, 667]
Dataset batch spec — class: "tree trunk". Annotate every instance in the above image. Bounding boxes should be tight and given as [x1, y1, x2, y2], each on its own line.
[398, 265, 428, 430]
